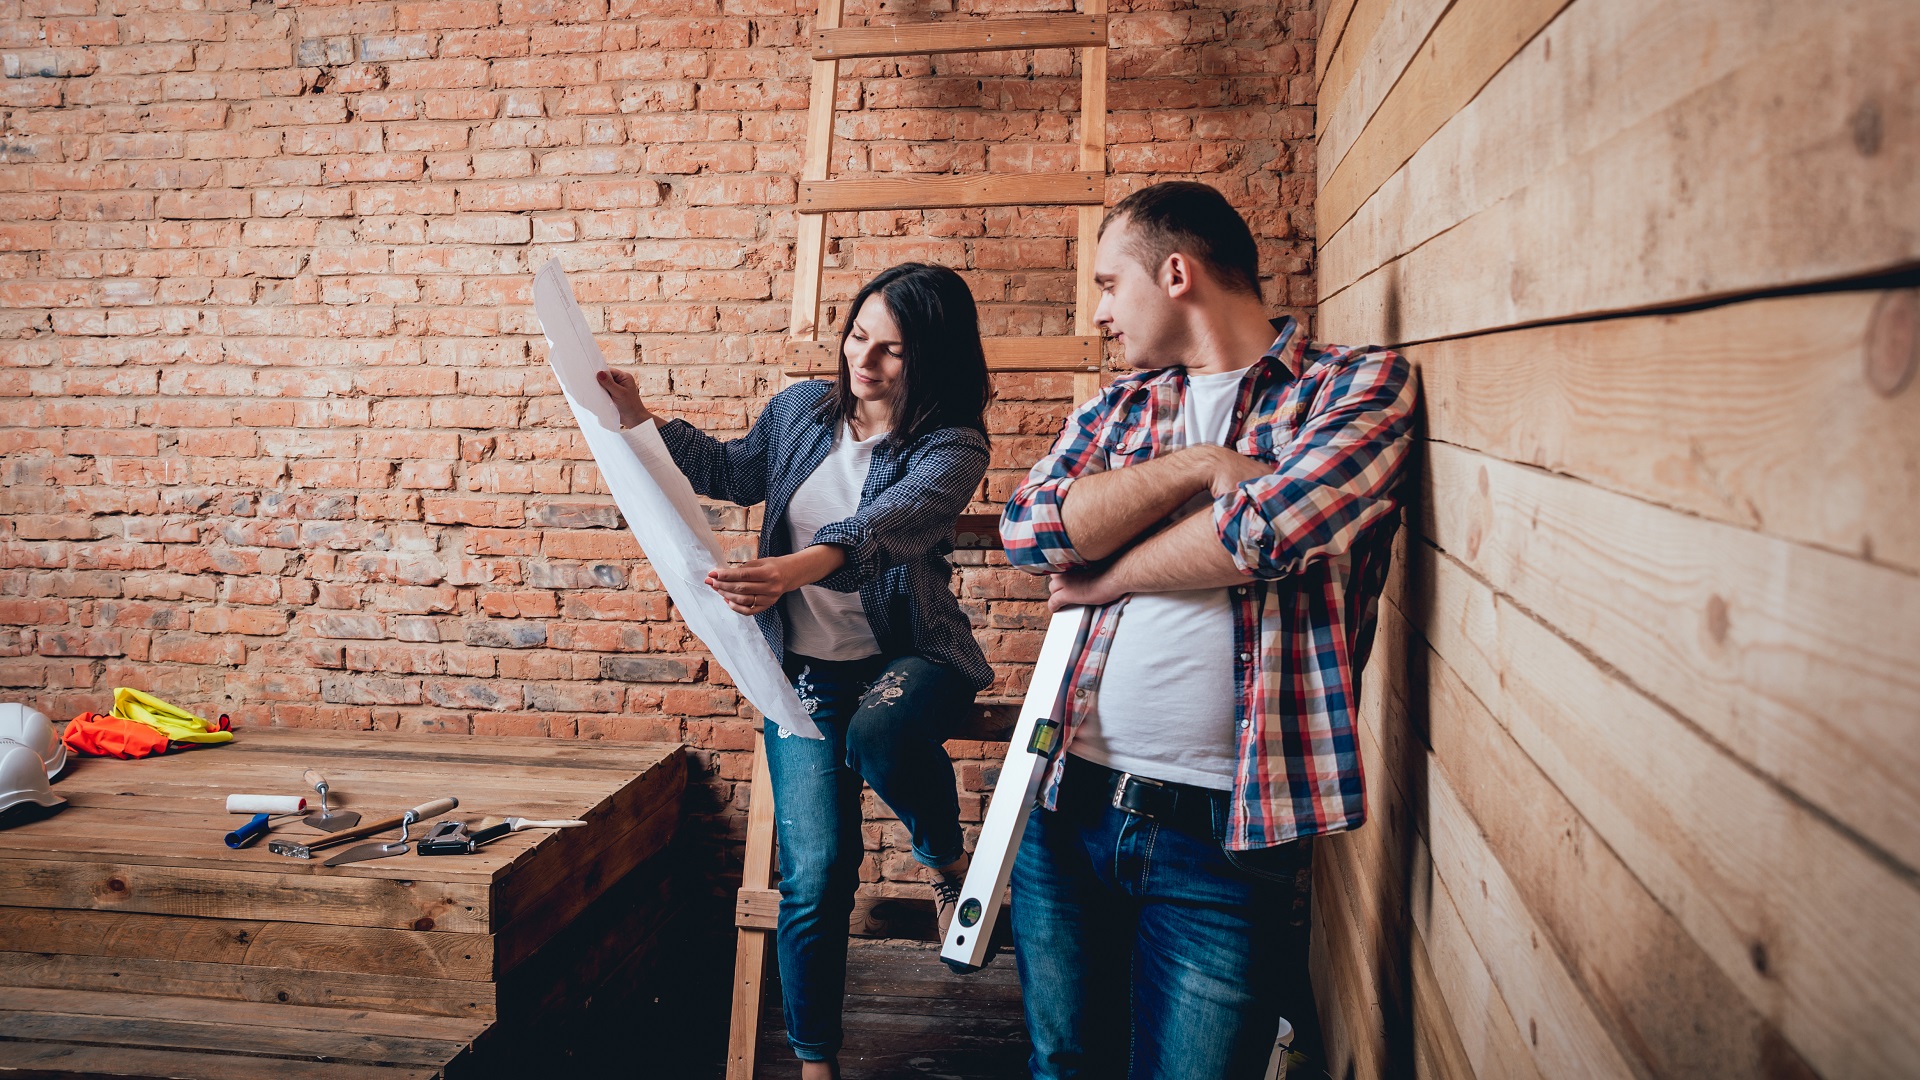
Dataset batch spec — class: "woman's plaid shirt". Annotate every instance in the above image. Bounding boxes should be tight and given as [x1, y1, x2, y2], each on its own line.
[1000, 318, 1415, 851]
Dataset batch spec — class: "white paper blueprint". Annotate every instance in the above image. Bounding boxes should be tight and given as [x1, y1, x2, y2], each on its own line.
[534, 258, 821, 739]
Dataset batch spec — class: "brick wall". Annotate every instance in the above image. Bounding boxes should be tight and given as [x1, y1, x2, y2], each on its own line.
[0, 0, 1317, 896]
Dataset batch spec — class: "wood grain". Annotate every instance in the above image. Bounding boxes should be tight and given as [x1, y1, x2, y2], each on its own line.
[1314, 0, 1363, 90]
[1318, 0, 1824, 302]
[1410, 290, 1920, 575]
[1316, 0, 1572, 241]
[1314, 0, 1387, 119]
[0, 906, 495, 981]
[1411, 538, 1920, 1077]
[1421, 441, 1920, 876]
[783, 335, 1102, 376]
[1392, 595, 1822, 1078]
[1315, 0, 1450, 178]
[1320, 0, 1920, 343]
[799, 172, 1104, 214]
[813, 15, 1105, 59]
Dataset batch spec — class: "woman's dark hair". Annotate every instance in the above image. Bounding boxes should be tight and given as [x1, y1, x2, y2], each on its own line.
[818, 263, 991, 446]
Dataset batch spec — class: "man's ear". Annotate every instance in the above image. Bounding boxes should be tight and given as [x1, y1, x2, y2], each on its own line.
[1161, 252, 1195, 299]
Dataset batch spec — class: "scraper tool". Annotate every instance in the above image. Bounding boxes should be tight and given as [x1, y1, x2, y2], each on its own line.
[322, 797, 458, 866]
[301, 769, 360, 832]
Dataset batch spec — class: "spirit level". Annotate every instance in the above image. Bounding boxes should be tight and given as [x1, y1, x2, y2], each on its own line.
[941, 604, 1093, 972]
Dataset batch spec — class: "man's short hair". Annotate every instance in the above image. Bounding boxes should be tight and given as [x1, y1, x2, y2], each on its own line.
[1100, 181, 1263, 298]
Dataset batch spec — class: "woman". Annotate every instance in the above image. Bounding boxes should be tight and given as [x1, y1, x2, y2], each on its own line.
[597, 263, 994, 1079]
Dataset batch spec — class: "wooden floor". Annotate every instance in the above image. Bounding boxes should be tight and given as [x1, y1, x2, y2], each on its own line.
[753, 940, 1030, 1079]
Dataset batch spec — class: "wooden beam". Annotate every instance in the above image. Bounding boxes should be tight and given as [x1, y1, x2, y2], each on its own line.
[725, 731, 778, 1080]
[1319, 0, 1919, 343]
[1421, 440, 1920, 876]
[787, 0, 843, 348]
[781, 335, 1102, 376]
[1408, 290, 1920, 575]
[0, 906, 493, 981]
[1074, 1, 1109, 406]
[798, 171, 1104, 214]
[1316, 0, 1572, 242]
[813, 15, 1106, 59]
[0, 950, 495, 1019]
[1411, 537, 1920, 1076]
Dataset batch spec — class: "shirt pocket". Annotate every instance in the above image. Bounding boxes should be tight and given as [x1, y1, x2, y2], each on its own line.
[1107, 424, 1157, 468]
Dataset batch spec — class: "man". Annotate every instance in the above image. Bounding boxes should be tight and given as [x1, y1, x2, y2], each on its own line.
[999, 181, 1414, 1079]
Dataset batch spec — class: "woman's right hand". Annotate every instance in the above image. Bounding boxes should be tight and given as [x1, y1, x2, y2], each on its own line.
[595, 368, 654, 429]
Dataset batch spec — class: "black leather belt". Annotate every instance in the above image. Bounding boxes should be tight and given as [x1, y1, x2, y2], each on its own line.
[1070, 756, 1219, 837]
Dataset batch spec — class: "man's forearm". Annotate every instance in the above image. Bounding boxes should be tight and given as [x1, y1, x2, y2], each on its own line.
[1059, 451, 1212, 562]
[1102, 509, 1246, 594]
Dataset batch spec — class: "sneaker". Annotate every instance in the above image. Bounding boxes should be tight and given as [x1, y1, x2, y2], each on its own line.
[932, 850, 970, 939]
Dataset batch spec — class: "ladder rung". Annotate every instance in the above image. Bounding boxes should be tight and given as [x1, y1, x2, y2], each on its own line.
[813, 15, 1107, 59]
[783, 335, 1102, 376]
[799, 172, 1104, 214]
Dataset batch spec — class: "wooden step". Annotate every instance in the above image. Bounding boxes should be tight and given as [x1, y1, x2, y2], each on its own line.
[798, 172, 1104, 214]
[753, 939, 1028, 1079]
[0, 985, 488, 1078]
[813, 14, 1107, 59]
[735, 887, 1013, 941]
[782, 335, 1101, 376]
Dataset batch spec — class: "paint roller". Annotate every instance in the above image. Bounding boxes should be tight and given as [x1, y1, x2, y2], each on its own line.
[223, 794, 308, 849]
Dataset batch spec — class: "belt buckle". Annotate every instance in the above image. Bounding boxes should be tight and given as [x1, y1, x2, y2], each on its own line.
[1111, 771, 1170, 821]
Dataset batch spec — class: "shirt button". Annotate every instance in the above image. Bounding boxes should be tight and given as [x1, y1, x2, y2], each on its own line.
[1239, 719, 1250, 729]
[1238, 652, 1252, 662]
[1074, 689, 1086, 699]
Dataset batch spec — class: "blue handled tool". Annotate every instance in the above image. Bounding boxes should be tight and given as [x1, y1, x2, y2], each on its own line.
[224, 812, 271, 849]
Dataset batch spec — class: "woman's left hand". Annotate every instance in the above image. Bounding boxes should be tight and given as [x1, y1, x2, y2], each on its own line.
[706, 558, 797, 616]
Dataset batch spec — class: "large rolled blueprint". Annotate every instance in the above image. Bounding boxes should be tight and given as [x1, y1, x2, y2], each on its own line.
[533, 258, 821, 739]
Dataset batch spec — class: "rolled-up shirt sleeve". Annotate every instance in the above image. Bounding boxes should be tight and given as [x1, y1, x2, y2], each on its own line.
[808, 429, 990, 593]
[998, 386, 1123, 574]
[1213, 348, 1414, 578]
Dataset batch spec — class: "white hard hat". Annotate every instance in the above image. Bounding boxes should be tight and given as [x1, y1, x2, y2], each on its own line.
[0, 702, 65, 781]
[0, 739, 64, 819]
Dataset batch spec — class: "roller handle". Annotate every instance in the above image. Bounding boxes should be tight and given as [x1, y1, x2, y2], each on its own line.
[226, 795, 306, 815]
[224, 813, 271, 849]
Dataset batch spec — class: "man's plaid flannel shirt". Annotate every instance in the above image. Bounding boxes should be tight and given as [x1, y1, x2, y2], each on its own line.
[1000, 317, 1415, 851]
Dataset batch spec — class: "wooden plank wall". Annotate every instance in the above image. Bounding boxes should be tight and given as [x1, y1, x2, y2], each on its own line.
[1308, 0, 1920, 1077]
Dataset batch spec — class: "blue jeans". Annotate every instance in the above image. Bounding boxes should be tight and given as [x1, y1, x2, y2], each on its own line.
[763, 652, 974, 1062]
[1011, 753, 1315, 1079]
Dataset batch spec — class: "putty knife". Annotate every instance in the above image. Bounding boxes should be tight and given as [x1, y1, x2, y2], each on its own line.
[321, 797, 458, 866]
[302, 769, 360, 832]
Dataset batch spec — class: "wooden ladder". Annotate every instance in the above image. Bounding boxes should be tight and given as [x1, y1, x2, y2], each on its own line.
[725, 5, 1111, 1076]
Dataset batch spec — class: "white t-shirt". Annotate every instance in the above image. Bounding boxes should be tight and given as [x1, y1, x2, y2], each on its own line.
[782, 421, 885, 660]
[1071, 365, 1252, 790]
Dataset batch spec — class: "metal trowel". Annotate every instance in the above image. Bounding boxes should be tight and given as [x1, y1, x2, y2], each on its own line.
[302, 769, 360, 832]
[322, 797, 457, 866]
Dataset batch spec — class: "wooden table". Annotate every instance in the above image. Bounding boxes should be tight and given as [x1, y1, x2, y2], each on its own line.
[0, 729, 685, 1078]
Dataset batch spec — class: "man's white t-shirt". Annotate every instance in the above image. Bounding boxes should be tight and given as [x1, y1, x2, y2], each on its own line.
[1070, 366, 1252, 790]
[782, 421, 884, 660]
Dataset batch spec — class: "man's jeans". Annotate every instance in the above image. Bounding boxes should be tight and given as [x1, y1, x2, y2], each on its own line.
[763, 652, 974, 1063]
[1012, 753, 1315, 1079]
